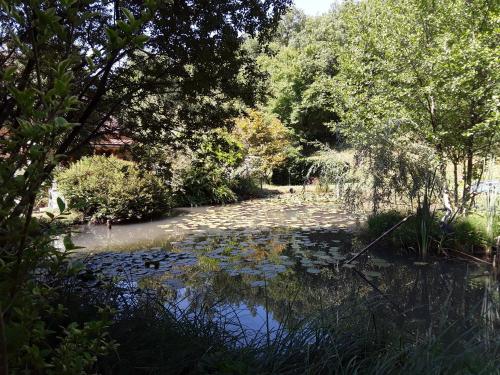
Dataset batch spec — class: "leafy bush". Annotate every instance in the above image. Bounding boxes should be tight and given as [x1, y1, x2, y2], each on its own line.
[233, 109, 293, 182]
[231, 176, 262, 199]
[173, 130, 245, 206]
[176, 165, 238, 206]
[365, 210, 441, 251]
[56, 156, 170, 222]
[451, 214, 499, 252]
[366, 210, 407, 239]
[366, 210, 500, 254]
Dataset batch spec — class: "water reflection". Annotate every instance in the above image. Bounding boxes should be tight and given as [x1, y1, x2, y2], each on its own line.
[71, 199, 499, 339]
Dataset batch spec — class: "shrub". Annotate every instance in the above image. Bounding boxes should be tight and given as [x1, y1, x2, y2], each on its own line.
[365, 210, 441, 252]
[231, 176, 262, 199]
[365, 210, 407, 239]
[233, 109, 292, 183]
[173, 130, 245, 206]
[56, 156, 170, 222]
[175, 164, 238, 206]
[451, 214, 499, 252]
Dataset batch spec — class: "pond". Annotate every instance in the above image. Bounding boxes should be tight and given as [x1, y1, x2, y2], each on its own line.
[70, 196, 500, 341]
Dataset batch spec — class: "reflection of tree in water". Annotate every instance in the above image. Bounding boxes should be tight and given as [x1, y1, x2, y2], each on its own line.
[82, 222, 498, 342]
[175, 251, 498, 340]
[481, 276, 500, 342]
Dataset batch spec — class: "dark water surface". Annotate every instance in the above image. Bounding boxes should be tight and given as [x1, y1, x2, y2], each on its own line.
[70, 197, 500, 338]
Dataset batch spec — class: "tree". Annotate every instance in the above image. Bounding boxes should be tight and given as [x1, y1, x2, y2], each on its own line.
[258, 9, 342, 151]
[0, 0, 292, 225]
[0, 0, 292, 371]
[337, 0, 499, 218]
[233, 109, 292, 183]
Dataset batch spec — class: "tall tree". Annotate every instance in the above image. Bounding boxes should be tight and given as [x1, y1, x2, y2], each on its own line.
[0, 0, 291, 242]
[337, 0, 499, 217]
[258, 9, 342, 151]
[0, 1, 291, 371]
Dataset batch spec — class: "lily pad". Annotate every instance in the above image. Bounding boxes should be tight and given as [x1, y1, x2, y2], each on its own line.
[250, 280, 266, 287]
[306, 267, 321, 274]
[363, 271, 382, 278]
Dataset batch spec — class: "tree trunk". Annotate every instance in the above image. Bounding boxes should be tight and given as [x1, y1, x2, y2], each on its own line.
[461, 136, 474, 213]
[453, 160, 459, 207]
[437, 149, 453, 224]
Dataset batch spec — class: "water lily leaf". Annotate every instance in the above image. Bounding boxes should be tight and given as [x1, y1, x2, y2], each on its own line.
[371, 258, 391, 267]
[363, 271, 382, 278]
[306, 268, 321, 274]
[250, 280, 266, 287]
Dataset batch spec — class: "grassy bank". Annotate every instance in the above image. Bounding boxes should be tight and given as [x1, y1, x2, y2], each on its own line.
[362, 210, 499, 255]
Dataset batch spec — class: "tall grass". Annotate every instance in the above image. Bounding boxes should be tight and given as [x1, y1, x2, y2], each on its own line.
[61, 280, 500, 374]
[363, 210, 441, 255]
[452, 214, 499, 253]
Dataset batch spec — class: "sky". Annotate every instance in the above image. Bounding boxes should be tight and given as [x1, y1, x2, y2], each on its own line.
[294, 0, 338, 16]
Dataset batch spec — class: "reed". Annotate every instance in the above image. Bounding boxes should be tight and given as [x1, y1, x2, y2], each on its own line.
[71, 280, 500, 374]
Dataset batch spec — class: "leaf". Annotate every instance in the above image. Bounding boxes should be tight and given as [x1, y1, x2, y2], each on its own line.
[2, 66, 16, 80]
[133, 34, 150, 45]
[57, 197, 66, 213]
[54, 117, 68, 128]
[363, 271, 382, 278]
[122, 8, 135, 24]
[306, 267, 321, 274]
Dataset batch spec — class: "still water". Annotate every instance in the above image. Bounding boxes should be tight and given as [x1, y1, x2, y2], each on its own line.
[71, 196, 499, 339]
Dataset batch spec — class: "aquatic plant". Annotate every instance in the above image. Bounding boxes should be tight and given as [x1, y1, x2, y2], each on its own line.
[364, 210, 443, 255]
[451, 214, 499, 253]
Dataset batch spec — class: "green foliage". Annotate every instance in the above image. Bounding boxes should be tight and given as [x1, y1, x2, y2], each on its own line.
[56, 156, 170, 222]
[366, 210, 408, 239]
[230, 176, 262, 200]
[258, 9, 341, 148]
[0, 1, 292, 373]
[307, 150, 351, 191]
[272, 154, 313, 185]
[365, 210, 441, 251]
[174, 130, 244, 206]
[85, 285, 500, 374]
[451, 214, 499, 252]
[233, 109, 292, 182]
[177, 166, 238, 206]
[365, 209, 499, 254]
[337, 0, 499, 211]
[0, 212, 114, 373]
[362, 137, 439, 213]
